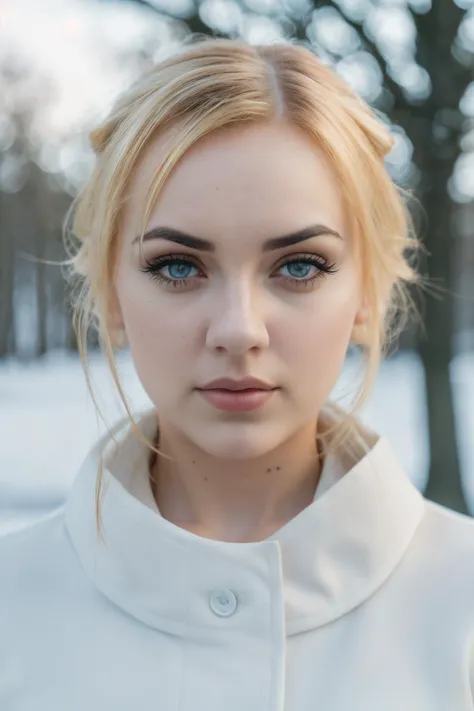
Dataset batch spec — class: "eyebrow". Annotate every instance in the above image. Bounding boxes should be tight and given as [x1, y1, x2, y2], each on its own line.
[132, 224, 343, 252]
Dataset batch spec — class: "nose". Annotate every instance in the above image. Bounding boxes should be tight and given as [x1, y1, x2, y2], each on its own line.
[205, 279, 270, 355]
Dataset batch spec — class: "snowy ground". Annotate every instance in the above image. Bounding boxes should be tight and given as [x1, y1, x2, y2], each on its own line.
[0, 349, 472, 534]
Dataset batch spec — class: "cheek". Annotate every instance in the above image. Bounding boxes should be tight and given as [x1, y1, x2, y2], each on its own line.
[273, 285, 358, 390]
[117, 276, 195, 388]
[128, 304, 192, 361]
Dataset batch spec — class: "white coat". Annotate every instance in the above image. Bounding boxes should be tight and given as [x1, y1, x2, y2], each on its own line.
[2, 406, 474, 710]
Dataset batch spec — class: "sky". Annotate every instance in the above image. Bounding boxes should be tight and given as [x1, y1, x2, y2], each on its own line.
[0, 0, 176, 136]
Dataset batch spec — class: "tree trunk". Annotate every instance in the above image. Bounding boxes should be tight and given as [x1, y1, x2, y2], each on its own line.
[34, 225, 48, 357]
[0, 194, 16, 357]
[417, 162, 468, 513]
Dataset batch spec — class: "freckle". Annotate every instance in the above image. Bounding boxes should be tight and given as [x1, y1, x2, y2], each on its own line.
[266, 468, 272, 473]
[204, 477, 208, 481]
[276, 467, 281, 471]
[192, 460, 196, 464]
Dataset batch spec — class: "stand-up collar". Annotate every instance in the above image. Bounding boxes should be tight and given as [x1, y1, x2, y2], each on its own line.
[64, 408, 425, 637]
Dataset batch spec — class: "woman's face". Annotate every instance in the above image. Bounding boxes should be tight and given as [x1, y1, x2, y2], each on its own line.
[112, 120, 366, 459]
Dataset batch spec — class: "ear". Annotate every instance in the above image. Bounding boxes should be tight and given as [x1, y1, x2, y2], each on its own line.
[108, 287, 124, 330]
[354, 289, 369, 323]
[354, 305, 369, 326]
[109, 309, 124, 333]
[351, 298, 370, 345]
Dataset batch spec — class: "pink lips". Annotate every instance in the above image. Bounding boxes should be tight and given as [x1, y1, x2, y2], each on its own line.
[197, 388, 277, 412]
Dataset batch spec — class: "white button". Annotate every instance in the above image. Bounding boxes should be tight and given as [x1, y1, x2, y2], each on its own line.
[209, 589, 238, 617]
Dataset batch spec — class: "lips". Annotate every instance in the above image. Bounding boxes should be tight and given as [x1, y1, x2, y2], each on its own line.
[197, 387, 277, 412]
[198, 377, 276, 391]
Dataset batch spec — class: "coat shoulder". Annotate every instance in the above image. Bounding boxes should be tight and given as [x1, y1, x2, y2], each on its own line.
[0, 509, 69, 594]
[423, 498, 474, 541]
[416, 498, 474, 588]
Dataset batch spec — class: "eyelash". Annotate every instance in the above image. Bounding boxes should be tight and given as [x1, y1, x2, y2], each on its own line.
[139, 253, 339, 289]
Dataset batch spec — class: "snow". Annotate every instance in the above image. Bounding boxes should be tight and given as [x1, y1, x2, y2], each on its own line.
[0, 349, 472, 534]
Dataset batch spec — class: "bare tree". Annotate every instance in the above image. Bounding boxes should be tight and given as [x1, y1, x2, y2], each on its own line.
[0, 191, 16, 357]
[0, 58, 75, 359]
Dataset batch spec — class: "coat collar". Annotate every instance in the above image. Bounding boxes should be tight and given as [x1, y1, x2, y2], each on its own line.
[64, 407, 425, 637]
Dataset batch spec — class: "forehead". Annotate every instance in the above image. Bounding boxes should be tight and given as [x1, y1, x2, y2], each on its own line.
[122, 121, 348, 245]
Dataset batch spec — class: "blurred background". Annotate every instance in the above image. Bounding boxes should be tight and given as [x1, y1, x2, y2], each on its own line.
[0, 0, 473, 534]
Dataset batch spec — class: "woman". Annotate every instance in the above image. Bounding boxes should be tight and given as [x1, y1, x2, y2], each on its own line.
[1, 36, 474, 710]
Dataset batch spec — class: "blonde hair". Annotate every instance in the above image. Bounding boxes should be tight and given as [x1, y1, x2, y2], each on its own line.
[62, 36, 422, 538]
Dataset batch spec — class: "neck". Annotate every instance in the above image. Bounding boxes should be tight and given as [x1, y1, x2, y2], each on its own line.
[149, 419, 323, 543]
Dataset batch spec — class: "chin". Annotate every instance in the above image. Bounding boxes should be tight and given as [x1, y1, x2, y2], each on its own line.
[192, 422, 285, 460]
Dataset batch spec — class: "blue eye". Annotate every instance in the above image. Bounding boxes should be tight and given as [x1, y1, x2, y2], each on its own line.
[139, 253, 338, 289]
[166, 262, 199, 280]
[139, 256, 201, 288]
[280, 262, 314, 279]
